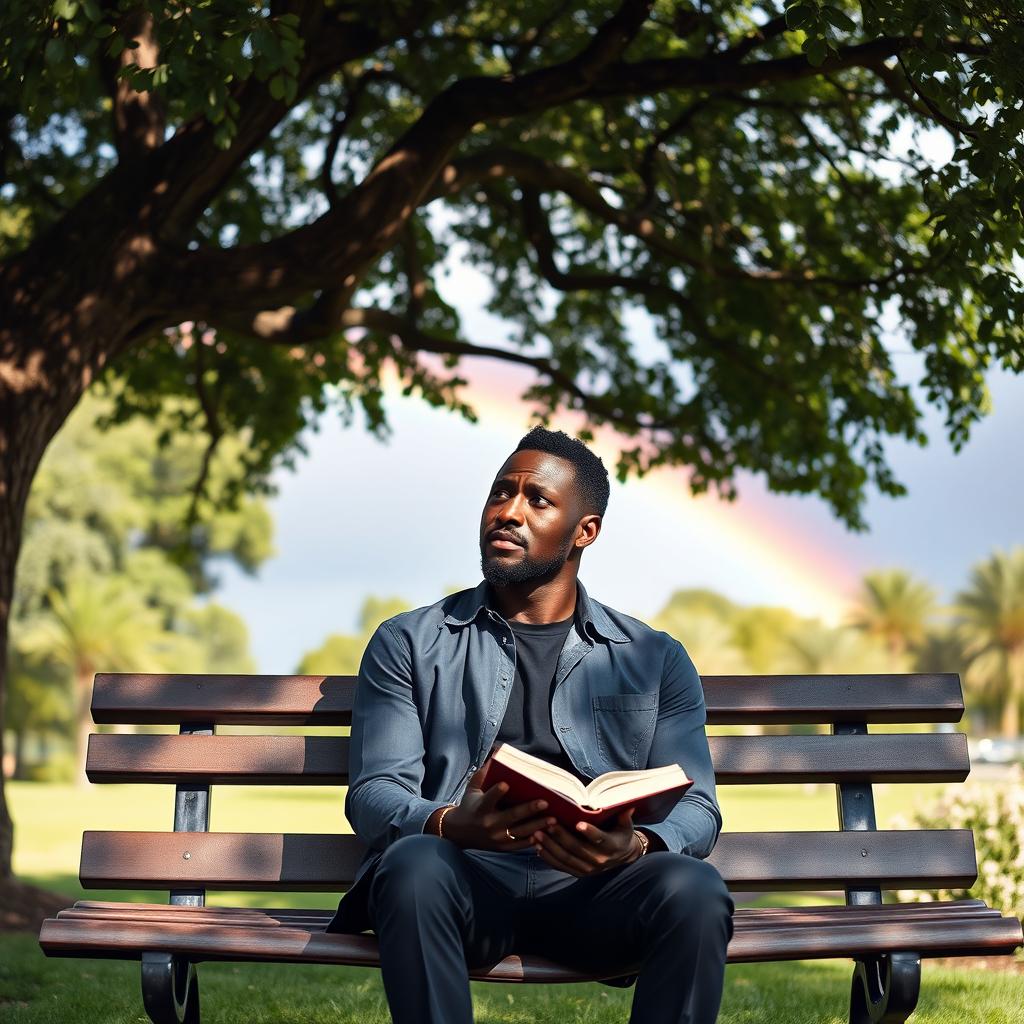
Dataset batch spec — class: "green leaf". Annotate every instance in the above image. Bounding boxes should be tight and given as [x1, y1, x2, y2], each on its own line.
[785, 2, 815, 30]
[268, 73, 286, 101]
[53, 0, 78, 20]
[44, 36, 67, 65]
[822, 5, 856, 32]
[803, 35, 829, 66]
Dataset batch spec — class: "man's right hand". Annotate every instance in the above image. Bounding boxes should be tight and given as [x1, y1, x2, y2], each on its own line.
[434, 764, 557, 851]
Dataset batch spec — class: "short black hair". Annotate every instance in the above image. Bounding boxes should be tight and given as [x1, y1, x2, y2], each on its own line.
[511, 426, 610, 518]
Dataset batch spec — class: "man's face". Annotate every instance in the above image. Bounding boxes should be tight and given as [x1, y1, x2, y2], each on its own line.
[479, 449, 590, 588]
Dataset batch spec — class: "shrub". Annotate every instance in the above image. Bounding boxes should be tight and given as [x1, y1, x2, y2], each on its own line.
[890, 765, 1024, 924]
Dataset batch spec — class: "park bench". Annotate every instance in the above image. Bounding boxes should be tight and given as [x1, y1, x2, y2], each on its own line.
[39, 670, 1023, 1024]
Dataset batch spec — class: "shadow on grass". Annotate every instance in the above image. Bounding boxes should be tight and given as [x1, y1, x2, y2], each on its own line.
[8, 927, 1023, 1024]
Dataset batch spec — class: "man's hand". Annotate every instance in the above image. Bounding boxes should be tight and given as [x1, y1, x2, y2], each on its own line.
[530, 807, 642, 876]
[439, 765, 557, 852]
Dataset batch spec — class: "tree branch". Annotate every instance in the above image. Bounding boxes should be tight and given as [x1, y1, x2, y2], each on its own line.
[172, 0, 655, 319]
[401, 218, 426, 322]
[172, 18, 986, 328]
[103, 7, 166, 164]
[321, 67, 413, 208]
[718, 13, 790, 62]
[346, 307, 708, 441]
[432, 148, 902, 289]
[187, 328, 224, 526]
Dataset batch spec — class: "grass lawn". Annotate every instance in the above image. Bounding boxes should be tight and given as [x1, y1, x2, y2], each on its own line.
[6, 780, 1023, 1022]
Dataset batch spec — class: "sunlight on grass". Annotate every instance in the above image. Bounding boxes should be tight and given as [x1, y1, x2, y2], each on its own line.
[4, 933, 1023, 1023]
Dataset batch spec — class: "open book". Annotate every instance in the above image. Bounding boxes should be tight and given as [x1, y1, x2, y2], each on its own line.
[477, 742, 692, 830]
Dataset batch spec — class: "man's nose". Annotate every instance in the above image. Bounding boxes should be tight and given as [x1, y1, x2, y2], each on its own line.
[496, 492, 527, 523]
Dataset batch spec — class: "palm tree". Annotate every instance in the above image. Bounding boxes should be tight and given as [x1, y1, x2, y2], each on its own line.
[954, 548, 1024, 739]
[660, 613, 749, 675]
[779, 622, 892, 675]
[847, 569, 937, 664]
[18, 571, 173, 784]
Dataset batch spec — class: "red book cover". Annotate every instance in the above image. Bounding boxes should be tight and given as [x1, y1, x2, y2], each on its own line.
[477, 745, 692, 831]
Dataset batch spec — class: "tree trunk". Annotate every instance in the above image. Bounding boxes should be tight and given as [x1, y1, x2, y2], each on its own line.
[0, 331, 98, 877]
[0, 439, 38, 878]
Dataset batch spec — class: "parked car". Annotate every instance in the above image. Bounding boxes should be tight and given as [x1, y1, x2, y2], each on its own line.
[970, 737, 1024, 764]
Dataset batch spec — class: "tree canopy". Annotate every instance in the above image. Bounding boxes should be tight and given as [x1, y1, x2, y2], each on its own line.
[1, 0, 1023, 880]
[3, 1, 1024, 528]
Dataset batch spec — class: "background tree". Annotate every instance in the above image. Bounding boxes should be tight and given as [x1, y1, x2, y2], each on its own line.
[778, 621, 893, 675]
[1, 0, 1022, 893]
[296, 595, 413, 675]
[847, 568, 938, 661]
[955, 547, 1024, 738]
[17, 571, 171, 785]
[4, 647, 69, 781]
[8, 392, 264, 786]
[650, 589, 749, 673]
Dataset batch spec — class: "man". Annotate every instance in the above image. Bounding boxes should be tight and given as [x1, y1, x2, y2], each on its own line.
[325, 426, 733, 1023]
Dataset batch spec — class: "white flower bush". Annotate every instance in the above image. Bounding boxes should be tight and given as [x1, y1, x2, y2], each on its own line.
[890, 765, 1024, 921]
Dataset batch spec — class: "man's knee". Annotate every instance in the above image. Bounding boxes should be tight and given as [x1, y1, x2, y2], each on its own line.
[646, 853, 733, 926]
[370, 834, 464, 908]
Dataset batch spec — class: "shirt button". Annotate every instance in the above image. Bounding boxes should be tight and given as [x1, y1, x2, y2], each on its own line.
[488, 719, 496, 726]
[560, 726, 570, 732]
[469, 764, 477, 772]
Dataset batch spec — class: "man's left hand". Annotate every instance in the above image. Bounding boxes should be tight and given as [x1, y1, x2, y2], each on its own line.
[530, 807, 642, 876]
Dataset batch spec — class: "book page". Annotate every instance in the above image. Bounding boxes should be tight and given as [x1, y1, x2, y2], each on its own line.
[492, 744, 588, 802]
[583, 765, 688, 809]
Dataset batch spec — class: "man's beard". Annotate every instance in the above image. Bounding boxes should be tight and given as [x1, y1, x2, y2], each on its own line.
[480, 533, 574, 588]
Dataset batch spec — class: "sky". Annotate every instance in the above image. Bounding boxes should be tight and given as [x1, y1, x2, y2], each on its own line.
[208, 258, 1024, 673]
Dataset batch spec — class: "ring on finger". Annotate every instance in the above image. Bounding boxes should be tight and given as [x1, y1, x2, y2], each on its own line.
[506, 827, 517, 840]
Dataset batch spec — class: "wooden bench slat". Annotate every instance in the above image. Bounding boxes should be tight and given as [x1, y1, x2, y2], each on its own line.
[85, 732, 971, 786]
[90, 673, 964, 726]
[709, 733, 969, 783]
[91, 675, 355, 726]
[56, 899, 1002, 932]
[704, 674, 964, 724]
[39, 907, 1024, 973]
[78, 830, 978, 892]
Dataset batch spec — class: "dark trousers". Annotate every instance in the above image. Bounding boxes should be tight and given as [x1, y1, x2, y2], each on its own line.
[366, 833, 734, 1024]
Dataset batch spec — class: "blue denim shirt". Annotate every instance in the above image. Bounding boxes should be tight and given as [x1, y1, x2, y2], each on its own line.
[330, 577, 722, 932]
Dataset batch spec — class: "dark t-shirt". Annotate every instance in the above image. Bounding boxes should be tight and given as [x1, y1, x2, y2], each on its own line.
[494, 609, 588, 782]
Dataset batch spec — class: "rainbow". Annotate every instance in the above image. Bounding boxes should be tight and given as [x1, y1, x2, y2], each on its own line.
[374, 354, 858, 625]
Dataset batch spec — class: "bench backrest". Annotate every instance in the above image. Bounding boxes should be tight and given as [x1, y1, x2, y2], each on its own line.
[81, 672, 976, 909]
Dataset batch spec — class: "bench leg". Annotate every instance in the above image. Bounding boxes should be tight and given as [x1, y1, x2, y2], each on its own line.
[849, 952, 921, 1024]
[141, 952, 200, 1024]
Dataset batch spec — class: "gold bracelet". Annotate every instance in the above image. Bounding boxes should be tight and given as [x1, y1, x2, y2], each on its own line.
[634, 829, 650, 857]
[437, 804, 456, 839]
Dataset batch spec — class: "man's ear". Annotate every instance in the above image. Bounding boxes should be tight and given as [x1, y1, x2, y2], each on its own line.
[575, 514, 602, 550]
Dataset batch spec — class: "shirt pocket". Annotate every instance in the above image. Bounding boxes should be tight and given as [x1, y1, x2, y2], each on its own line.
[591, 693, 659, 771]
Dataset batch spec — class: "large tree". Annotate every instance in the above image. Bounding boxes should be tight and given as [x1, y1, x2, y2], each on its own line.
[0, 1, 1022, 892]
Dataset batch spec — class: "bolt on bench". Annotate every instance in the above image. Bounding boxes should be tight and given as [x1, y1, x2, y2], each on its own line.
[39, 671, 1023, 1024]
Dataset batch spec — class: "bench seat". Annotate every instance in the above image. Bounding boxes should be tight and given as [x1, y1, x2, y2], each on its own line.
[37, 671, 1024, 1023]
[40, 898, 1024, 978]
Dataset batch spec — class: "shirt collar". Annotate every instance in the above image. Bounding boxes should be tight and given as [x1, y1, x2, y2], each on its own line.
[441, 577, 630, 643]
